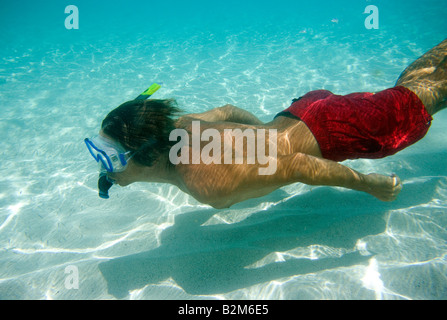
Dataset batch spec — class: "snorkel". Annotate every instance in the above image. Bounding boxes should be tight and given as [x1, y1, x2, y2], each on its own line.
[98, 169, 114, 199]
[89, 83, 162, 199]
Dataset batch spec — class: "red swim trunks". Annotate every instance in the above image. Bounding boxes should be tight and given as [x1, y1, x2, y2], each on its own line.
[276, 86, 432, 161]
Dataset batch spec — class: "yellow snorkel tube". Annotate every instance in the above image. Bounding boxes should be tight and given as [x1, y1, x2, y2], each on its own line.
[134, 82, 162, 100]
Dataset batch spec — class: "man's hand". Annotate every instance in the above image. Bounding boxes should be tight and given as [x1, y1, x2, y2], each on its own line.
[363, 173, 402, 201]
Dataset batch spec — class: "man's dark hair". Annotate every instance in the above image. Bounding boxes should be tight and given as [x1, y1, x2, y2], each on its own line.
[101, 99, 182, 166]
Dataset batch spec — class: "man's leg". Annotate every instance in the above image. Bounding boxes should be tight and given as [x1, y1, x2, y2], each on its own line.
[396, 39, 447, 115]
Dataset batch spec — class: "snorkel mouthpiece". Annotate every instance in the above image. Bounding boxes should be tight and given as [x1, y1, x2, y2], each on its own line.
[98, 171, 113, 199]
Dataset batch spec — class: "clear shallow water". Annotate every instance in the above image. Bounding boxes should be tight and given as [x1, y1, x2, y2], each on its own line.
[0, 0, 446, 299]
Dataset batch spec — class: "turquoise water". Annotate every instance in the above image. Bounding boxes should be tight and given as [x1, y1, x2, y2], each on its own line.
[1, 0, 446, 299]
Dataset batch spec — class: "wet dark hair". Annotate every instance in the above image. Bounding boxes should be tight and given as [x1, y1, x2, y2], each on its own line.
[101, 99, 182, 167]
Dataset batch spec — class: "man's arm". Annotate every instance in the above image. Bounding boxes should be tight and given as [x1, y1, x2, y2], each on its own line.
[187, 104, 264, 125]
[273, 152, 402, 201]
[176, 151, 401, 209]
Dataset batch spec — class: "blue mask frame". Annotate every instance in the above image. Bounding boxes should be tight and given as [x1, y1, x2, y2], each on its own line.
[84, 137, 132, 173]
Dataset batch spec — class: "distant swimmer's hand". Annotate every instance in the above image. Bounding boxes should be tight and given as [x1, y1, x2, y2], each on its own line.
[364, 173, 402, 201]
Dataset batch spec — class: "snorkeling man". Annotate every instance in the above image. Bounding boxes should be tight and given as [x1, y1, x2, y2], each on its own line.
[85, 39, 447, 209]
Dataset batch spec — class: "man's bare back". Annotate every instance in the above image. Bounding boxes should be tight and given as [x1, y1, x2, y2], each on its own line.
[170, 115, 401, 208]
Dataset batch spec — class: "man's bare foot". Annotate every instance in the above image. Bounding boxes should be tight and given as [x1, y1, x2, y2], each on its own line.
[364, 173, 402, 201]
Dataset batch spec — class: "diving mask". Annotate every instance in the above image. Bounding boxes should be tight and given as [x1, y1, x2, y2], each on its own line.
[84, 135, 133, 173]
